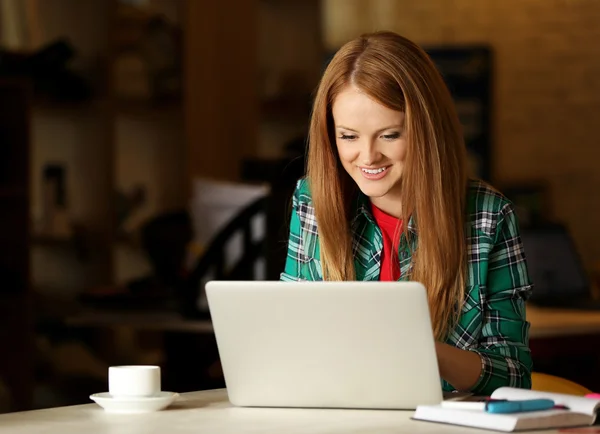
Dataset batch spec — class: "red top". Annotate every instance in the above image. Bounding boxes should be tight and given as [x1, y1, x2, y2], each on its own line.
[371, 204, 402, 281]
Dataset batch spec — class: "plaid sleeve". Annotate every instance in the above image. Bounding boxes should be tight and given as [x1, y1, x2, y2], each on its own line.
[280, 184, 304, 281]
[468, 202, 533, 395]
[280, 180, 320, 281]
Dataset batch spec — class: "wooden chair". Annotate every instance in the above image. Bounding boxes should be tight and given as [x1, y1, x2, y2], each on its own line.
[178, 195, 268, 318]
[531, 372, 592, 395]
[166, 195, 268, 392]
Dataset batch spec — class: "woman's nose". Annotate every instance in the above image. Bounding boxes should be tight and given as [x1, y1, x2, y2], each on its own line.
[360, 141, 381, 166]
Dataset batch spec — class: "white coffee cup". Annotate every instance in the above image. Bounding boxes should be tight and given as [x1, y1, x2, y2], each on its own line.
[108, 365, 161, 397]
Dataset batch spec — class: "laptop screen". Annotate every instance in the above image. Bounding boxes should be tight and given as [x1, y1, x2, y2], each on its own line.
[520, 227, 589, 297]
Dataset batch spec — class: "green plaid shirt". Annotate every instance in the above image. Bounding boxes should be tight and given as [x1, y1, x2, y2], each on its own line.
[281, 178, 533, 396]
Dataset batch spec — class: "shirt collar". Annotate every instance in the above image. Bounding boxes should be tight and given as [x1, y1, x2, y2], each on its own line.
[352, 191, 417, 235]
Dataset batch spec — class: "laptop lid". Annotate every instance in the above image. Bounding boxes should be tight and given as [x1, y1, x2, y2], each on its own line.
[205, 281, 443, 410]
[519, 224, 589, 300]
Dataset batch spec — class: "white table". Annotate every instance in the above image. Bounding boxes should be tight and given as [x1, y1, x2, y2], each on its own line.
[0, 389, 567, 433]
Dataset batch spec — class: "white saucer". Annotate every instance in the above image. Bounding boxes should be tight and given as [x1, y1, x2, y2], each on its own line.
[90, 391, 179, 414]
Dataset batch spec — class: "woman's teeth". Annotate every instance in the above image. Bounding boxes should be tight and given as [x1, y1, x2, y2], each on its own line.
[361, 167, 387, 174]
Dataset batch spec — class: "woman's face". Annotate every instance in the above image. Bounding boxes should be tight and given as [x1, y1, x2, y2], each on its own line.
[332, 85, 407, 215]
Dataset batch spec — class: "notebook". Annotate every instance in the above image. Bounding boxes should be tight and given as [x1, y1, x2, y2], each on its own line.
[413, 387, 600, 432]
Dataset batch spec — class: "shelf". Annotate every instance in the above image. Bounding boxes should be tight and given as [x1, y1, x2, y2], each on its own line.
[31, 232, 91, 260]
[31, 235, 77, 248]
[31, 225, 87, 249]
[32, 98, 108, 116]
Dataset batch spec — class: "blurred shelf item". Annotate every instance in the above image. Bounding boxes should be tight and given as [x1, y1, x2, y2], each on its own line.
[115, 231, 141, 248]
[31, 224, 91, 261]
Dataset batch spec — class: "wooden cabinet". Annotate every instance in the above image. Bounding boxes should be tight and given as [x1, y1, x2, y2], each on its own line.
[27, 0, 185, 292]
[0, 0, 323, 409]
[24, 0, 322, 293]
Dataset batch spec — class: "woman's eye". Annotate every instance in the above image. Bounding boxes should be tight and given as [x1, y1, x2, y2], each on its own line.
[340, 134, 357, 140]
[382, 132, 401, 140]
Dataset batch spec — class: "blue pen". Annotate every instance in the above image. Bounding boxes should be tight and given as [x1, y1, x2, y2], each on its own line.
[486, 399, 556, 414]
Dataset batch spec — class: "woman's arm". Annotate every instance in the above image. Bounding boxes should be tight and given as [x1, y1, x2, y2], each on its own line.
[280, 179, 317, 281]
[281, 190, 305, 280]
[439, 201, 533, 395]
[436, 342, 482, 391]
[461, 202, 533, 395]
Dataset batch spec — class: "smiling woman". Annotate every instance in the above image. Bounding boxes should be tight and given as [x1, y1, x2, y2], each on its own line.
[332, 87, 408, 212]
[280, 31, 533, 397]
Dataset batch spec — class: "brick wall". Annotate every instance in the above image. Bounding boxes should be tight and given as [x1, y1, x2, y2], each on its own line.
[323, 0, 600, 269]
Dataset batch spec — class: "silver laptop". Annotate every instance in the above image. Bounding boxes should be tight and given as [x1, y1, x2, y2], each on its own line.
[205, 281, 443, 410]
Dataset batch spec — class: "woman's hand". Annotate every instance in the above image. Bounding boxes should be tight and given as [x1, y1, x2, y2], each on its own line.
[435, 341, 483, 391]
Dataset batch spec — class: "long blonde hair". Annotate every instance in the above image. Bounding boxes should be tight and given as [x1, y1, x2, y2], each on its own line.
[307, 31, 467, 340]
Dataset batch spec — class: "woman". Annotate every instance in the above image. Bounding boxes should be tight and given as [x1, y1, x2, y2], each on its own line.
[281, 31, 533, 396]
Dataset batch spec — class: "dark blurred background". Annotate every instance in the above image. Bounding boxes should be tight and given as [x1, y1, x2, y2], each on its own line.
[1, 0, 600, 413]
